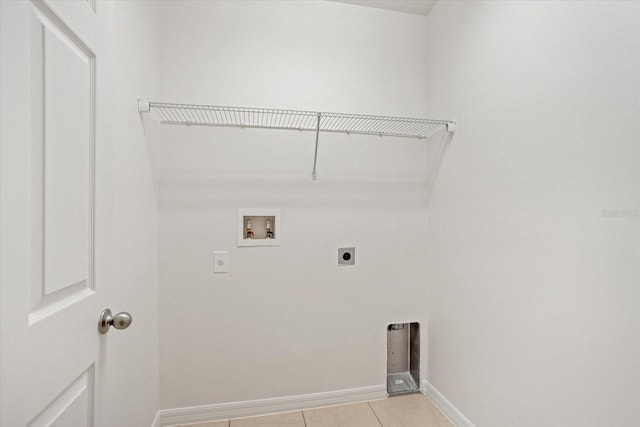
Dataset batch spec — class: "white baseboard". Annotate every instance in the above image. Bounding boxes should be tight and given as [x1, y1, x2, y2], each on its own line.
[155, 385, 387, 427]
[421, 380, 475, 427]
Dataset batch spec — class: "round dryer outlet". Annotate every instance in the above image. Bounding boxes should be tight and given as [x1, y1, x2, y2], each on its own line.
[338, 247, 355, 266]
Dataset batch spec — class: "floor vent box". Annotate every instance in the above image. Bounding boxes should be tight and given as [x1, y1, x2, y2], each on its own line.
[387, 322, 420, 396]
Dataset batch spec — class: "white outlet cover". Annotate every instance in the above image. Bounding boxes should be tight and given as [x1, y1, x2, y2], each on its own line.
[214, 251, 228, 273]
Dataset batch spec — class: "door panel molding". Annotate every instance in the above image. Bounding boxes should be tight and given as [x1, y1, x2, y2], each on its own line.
[28, 0, 96, 323]
[27, 365, 94, 427]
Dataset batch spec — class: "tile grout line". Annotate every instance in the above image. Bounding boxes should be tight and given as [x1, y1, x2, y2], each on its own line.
[367, 401, 384, 427]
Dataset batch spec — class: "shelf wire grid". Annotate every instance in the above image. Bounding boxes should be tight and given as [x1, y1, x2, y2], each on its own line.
[147, 101, 453, 140]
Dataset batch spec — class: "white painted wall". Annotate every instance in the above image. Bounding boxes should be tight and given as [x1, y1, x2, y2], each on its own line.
[424, 1, 640, 426]
[97, 2, 161, 426]
[156, 0, 434, 409]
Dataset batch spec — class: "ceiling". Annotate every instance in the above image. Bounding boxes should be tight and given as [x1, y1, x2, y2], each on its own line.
[329, 0, 438, 16]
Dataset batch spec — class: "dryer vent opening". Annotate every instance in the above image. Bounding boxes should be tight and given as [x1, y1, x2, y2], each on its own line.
[387, 322, 420, 395]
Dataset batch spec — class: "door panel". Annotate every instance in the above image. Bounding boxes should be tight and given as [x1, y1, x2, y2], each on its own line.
[41, 7, 94, 297]
[1, 1, 111, 425]
[30, 0, 96, 319]
[27, 366, 94, 427]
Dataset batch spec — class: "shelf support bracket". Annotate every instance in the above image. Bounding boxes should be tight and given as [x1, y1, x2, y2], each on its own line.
[138, 98, 150, 113]
[446, 121, 457, 133]
[312, 112, 321, 180]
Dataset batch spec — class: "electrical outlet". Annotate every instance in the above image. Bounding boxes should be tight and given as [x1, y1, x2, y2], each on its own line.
[338, 247, 355, 266]
[214, 251, 228, 273]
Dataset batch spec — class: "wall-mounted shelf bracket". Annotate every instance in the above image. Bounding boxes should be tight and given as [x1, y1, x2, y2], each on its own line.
[447, 121, 457, 133]
[138, 98, 150, 113]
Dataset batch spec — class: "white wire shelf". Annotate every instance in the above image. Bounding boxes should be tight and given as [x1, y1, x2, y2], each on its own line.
[138, 99, 456, 179]
[139, 100, 455, 139]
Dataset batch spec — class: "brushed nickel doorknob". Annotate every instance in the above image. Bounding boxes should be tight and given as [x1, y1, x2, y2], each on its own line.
[98, 309, 132, 334]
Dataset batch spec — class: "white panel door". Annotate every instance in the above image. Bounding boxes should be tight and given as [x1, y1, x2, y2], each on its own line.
[1, 0, 115, 425]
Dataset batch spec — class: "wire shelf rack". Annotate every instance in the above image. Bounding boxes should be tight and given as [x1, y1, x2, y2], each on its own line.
[139, 100, 455, 140]
[138, 99, 456, 179]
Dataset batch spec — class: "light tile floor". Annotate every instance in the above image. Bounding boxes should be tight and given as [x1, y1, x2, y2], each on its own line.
[181, 393, 453, 427]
